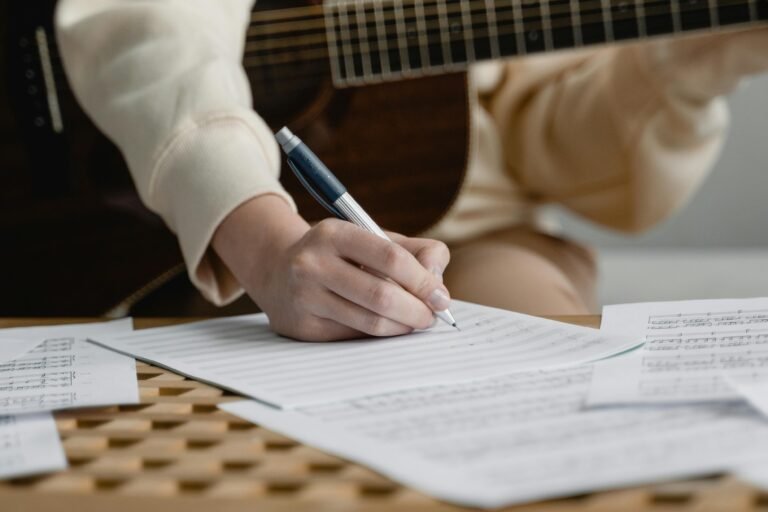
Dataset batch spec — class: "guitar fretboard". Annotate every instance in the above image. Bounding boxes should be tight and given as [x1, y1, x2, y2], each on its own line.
[322, 0, 768, 86]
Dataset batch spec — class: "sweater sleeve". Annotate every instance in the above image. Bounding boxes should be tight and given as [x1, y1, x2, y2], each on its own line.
[489, 44, 730, 233]
[55, 0, 296, 305]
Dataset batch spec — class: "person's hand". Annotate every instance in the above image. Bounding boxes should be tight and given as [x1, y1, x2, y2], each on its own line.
[212, 194, 451, 341]
[636, 27, 768, 101]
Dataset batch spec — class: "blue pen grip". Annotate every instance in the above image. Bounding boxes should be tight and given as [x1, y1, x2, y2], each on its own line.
[286, 143, 347, 204]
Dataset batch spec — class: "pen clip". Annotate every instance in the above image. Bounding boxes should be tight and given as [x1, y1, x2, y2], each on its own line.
[287, 160, 345, 219]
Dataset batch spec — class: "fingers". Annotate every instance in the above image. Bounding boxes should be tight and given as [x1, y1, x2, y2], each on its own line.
[390, 234, 451, 281]
[275, 316, 361, 342]
[328, 222, 451, 313]
[310, 289, 414, 338]
[319, 257, 435, 330]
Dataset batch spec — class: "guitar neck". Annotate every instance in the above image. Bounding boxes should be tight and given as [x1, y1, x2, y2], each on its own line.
[317, 0, 768, 87]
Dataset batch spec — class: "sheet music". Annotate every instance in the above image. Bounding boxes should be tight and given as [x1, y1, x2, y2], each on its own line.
[222, 365, 768, 508]
[0, 338, 44, 365]
[0, 413, 66, 479]
[0, 319, 137, 415]
[90, 301, 639, 408]
[588, 298, 768, 405]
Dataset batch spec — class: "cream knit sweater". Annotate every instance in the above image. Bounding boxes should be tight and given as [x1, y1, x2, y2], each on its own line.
[56, 0, 760, 306]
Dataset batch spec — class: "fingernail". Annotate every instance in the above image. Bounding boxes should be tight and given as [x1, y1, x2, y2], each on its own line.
[431, 266, 444, 283]
[427, 288, 451, 311]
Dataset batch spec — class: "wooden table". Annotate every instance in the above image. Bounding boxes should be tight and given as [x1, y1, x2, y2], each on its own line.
[0, 317, 762, 511]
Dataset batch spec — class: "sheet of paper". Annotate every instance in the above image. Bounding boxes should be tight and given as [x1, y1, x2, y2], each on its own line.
[222, 365, 768, 508]
[0, 413, 67, 479]
[90, 301, 639, 408]
[735, 463, 768, 491]
[588, 298, 768, 405]
[0, 338, 44, 365]
[0, 319, 138, 415]
[729, 377, 768, 417]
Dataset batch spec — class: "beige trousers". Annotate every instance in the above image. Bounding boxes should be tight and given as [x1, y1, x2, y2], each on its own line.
[443, 227, 598, 316]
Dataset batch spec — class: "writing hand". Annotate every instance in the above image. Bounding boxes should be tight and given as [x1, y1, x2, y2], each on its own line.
[213, 195, 451, 341]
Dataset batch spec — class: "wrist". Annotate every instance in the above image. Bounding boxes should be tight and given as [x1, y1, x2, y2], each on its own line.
[212, 194, 309, 295]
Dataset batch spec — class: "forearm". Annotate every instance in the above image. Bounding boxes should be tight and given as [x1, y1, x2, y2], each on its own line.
[490, 46, 727, 232]
[55, 0, 296, 303]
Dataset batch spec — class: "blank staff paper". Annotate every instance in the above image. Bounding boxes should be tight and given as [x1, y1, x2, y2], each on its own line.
[89, 301, 639, 408]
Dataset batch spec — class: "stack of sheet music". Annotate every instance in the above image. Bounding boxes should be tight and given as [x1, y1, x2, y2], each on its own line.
[5, 298, 768, 508]
[0, 320, 138, 479]
[88, 298, 768, 508]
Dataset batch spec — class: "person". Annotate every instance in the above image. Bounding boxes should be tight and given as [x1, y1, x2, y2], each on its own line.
[55, 0, 768, 341]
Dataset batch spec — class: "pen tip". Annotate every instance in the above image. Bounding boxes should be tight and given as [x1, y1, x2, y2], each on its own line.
[452, 323, 460, 331]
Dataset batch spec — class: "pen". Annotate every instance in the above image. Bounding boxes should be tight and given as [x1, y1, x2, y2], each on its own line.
[275, 127, 458, 330]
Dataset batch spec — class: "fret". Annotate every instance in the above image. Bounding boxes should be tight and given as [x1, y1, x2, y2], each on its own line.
[611, 0, 641, 40]
[550, 0, 576, 49]
[484, 0, 502, 59]
[520, 0, 547, 53]
[748, 0, 759, 21]
[323, 2, 346, 86]
[436, 0, 457, 67]
[569, 0, 584, 46]
[337, 2, 360, 83]
[679, 0, 712, 31]
[353, 2, 374, 81]
[393, 0, 412, 72]
[539, 0, 556, 50]
[578, 0, 607, 45]
[414, 0, 432, 69]
[373, 0, 392, 77]
[380, 1, 405, 74]
[445, 0, 469, 64]
[459, 0, 477, 63]
[645, 0, 675, 36]
[708, 0, 721, 27]
[600, 0, 616, 41]
[400, 1, 426, 71]
[511, 0, 529, 55]
[671, 0, 683, 34]
[718, 0, 753, 26]
[635, 0, 648, 38]
[468, 0, 494, 59]
[493, 2, 519, 57]
[421, 0, 447, 67]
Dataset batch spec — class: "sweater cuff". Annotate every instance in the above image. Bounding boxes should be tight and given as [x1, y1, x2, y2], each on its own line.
[150, 112, 296, 305]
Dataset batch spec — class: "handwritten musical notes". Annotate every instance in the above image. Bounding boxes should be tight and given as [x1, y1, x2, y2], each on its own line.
[0, 413, 66, 479]
[0, 319, 137, 415]
[90, 301, 639, 408]
[588, 298, 768, 405]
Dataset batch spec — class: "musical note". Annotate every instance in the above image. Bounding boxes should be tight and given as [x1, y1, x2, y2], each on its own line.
[588, 298, 768, 405]
[0, 320, 137, 415]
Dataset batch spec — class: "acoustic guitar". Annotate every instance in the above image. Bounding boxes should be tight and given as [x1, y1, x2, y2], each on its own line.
[2, 0, 765, 315]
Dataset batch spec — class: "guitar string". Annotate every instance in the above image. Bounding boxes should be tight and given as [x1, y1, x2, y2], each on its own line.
[242, 0, 681, 52]
[239, 15, 752, 92]
[45, 0, 759, 93]
[46, 1, 758, 93]
[240, 0, 757, 68]
[245, 0, 755, 36]
[242, 0, 759, 62]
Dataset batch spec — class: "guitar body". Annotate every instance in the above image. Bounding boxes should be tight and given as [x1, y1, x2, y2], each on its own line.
[0, 0, 470, 315]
